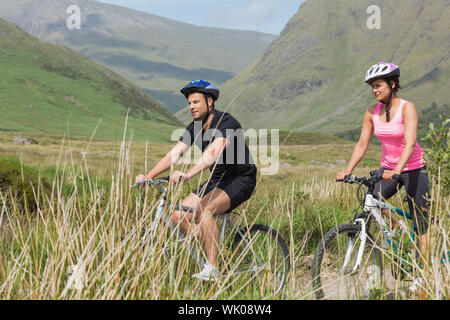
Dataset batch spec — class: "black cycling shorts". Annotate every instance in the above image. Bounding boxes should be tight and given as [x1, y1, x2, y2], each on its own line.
[192, 174, 256, 212]
[373, 166, 430, 235]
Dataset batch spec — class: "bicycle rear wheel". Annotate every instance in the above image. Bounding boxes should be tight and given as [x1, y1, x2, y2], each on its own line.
[312, 223, 383, 300]
[226, 224, 290, 298]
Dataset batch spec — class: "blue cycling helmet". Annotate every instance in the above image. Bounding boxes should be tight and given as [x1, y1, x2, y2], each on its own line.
[180, 80, 220, 101]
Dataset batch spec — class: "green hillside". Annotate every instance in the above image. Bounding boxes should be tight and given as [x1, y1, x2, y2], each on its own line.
[0, 0, 276, 114]
[179, 0, 450, 134]
[337, 101, 450, 144]
[0, 19, 183, 141]
[272, 131, 350, 146]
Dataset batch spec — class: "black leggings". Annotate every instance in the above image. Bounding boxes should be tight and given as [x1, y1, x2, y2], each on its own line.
[374, 167, 430, 235]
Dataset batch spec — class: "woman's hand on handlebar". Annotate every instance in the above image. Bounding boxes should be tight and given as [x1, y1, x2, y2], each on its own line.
[336, 171, 352, 182]
[382, 169, 401, 181]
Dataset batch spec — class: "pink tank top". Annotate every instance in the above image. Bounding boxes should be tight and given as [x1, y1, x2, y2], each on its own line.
[372, 99, 426, 171]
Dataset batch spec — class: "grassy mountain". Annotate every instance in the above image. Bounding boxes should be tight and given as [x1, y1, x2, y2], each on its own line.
[0, 18, 182, 141]
[0, 0, 276, 114]
[179, 0, 450, 133]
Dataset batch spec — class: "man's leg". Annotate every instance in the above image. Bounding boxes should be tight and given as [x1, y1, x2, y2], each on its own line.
[171, 193, 202, 238]
[196, 188, 231, 266]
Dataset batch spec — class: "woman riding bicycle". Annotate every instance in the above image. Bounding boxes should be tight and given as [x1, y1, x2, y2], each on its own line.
[336, 62, 430, 292]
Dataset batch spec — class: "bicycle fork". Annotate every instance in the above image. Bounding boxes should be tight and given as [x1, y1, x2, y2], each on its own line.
[341, 219, 367, 275]
[341, 219, 383, 296]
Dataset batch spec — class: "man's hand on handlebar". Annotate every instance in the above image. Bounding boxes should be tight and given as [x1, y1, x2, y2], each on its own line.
[135, 174, 147, 185]
[134, 171, 187, 187]
[170, 171, 188, 185]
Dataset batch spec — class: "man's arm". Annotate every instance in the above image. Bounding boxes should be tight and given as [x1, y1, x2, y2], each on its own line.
[184, 137, 229, 181]
[136, 141, 189, 182]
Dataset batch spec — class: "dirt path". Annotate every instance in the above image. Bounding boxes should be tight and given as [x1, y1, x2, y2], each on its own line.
[294, 255, 413, 300]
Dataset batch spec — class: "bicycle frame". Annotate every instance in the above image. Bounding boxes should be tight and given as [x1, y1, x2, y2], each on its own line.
[138, 180, 267, 276]
[343, 193, 413, 275]
[316, 172, 449, 298]
[140, 181, 206, 268]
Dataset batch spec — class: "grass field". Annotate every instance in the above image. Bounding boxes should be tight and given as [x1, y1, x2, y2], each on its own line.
[0, 130, 448, 300]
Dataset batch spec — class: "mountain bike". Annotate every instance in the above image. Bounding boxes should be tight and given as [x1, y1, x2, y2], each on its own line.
[311, 170, 449, 300]
[132, 176, 290, 297]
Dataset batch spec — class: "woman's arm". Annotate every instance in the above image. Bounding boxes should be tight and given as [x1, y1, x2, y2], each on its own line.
[384, 102, 418, 180]
[337, 106, 375, 179]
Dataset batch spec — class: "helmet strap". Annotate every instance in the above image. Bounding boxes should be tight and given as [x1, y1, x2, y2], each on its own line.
[202, 95, 214, 127]
[382, 81, 394, 123]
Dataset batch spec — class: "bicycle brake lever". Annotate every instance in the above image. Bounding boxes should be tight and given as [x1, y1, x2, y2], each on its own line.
[134, 179, 154, 187]
[344, 175, 356, 183]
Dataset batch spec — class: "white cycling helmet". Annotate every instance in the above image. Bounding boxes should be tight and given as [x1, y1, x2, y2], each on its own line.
[365, 62, 400, 84]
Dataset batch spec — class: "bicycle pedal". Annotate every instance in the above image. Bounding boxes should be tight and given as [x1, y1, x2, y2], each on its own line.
[340, 265, 359, 276]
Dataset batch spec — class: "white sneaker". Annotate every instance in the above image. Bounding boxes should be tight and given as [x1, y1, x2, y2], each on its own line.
[398, 220, 408, 232]
[408, 277, 423, 294]
[392, 220, 408, 237]
[192, 263, 220, 281]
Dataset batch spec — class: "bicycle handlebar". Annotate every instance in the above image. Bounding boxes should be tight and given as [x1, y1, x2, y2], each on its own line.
[336, 170, 400, 185]
[132, 176, 170, 188]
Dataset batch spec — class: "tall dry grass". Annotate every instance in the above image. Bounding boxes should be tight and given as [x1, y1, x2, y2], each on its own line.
[0, 132, 448, 300]
[0, 135, 298, 299]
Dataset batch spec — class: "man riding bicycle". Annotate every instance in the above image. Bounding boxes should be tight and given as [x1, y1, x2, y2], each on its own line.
[136, 80, 257, 281]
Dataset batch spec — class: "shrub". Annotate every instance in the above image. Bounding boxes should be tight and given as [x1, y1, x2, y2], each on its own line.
[422, 114, 450, 195]
[0, 156, 51, 213]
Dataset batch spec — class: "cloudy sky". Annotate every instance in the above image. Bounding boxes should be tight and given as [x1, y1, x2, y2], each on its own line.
[97, 0, 304, 35]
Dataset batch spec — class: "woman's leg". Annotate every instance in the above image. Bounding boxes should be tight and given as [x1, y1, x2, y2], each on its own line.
[403, 168, 430, 256]
[402, 167, 430, 296]
[374, 168, 401, 229]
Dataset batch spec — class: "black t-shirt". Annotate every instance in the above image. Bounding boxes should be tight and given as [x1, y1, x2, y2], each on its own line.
[179, 110, 257, 181]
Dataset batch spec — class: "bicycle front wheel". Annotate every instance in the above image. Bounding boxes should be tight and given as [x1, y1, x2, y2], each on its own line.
[227, 224, 290, 298]
[312, 223, 383, 300]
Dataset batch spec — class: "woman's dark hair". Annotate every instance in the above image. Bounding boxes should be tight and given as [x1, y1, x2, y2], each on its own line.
[385, 76, 402, 93]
